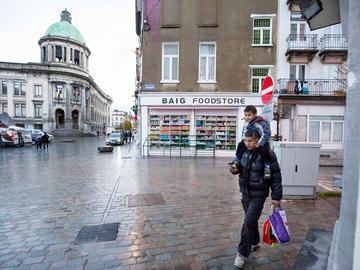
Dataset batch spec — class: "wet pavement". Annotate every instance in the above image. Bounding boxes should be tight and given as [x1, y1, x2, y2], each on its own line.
[0, 138, 340, 270]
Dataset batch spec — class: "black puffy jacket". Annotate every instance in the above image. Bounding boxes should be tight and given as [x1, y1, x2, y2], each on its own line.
[238, 149, 282, 200]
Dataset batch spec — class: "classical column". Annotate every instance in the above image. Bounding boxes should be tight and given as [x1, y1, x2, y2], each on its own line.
[7, 80, 14, 118]
[81, 87, 86, 129]
[65, 83, 72, 129]
[66, 47, 71, 63]
[47, 45, 51, 62]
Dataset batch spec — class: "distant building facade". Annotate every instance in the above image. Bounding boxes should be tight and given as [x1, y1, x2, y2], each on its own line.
[111, 110, 128, 127]
[276, 1, 347, 165]
[136, 0, 278, 156]
[0, 9, 112, 135]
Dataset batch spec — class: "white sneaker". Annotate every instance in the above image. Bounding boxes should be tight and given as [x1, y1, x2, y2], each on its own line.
[234, 253, 245, 268]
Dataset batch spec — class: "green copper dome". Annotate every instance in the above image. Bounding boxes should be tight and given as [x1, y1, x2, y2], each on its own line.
[44, 9, 86, 44]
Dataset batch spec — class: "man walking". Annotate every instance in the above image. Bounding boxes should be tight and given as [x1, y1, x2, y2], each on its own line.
[41, 132, 49, 149]
[229, 130, 282, 268]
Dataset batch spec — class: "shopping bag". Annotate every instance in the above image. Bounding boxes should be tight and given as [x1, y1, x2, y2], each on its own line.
[263, 218, 278, 246]
[269, 207, 290, 244]
[279, 208, 290, 236]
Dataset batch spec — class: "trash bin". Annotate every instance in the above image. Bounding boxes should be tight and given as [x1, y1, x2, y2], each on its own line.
[273, 142, 321, 198]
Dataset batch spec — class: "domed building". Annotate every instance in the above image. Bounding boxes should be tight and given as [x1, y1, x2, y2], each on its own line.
[0, 9, 112, 135]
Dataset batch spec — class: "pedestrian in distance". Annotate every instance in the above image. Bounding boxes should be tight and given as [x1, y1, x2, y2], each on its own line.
[41, 132, 49, 149]
[229, 130, 283, 269]
[129, 130, 132, 143]
[229, 105, 272, 180]
[36, 136, 42, 150]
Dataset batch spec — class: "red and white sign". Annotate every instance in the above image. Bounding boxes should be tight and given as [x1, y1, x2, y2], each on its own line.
[261, 76, 274, 105]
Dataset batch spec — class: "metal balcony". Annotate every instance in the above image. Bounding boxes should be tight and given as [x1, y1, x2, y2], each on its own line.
[286, 34, 318, 62]
[277, 79, 346, 96]
[319, 34, 348, 63]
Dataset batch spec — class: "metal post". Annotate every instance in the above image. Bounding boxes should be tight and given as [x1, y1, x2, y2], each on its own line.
[328, 0, 360, 269]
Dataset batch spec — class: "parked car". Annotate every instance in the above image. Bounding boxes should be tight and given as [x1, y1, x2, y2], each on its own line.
[28, 129, 54, 144]
[106, 132, 124, 145]
[0, 128, 24, 147]
[8, 126, 32, 144]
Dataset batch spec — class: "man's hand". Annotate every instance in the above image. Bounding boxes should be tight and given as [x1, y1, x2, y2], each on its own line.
[272, 200, 281, 208]
[229, 166, 240, 175]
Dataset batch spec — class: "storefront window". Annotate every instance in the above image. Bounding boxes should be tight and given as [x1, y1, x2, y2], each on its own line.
[196, 115, 237, 150]
[150, 114, 190, 146]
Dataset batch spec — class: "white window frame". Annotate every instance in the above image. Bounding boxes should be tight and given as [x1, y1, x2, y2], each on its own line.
[20, 82, 26, 96]
[161, 42, 180, 83]
[290, 12, 307, 40]
[14, 103, 26, 118]
[251, 15, 273, 47]
[34, 85, 42, 97]
[0, 103, 7, 113]
[250, 65, 272, 94]
[307, 116, 344, 143]
[198, 41, 217, 83]
[34, 104, 43, 118]
[1, 81, 7, 95]
[290, 64, 307, 80]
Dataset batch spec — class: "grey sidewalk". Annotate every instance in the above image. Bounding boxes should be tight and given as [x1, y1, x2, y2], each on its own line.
[0, 138, 340, 269]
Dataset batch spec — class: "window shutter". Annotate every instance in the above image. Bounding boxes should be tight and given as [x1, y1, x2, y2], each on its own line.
[162, 0, 181, 27]
[197, 0, 217, 27]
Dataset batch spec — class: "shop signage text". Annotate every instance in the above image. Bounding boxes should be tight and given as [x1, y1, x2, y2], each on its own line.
[161, 97, 246, 105]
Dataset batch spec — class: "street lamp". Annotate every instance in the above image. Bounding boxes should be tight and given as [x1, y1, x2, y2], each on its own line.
[299, 0, 341, 31]
[300, 0, 323, 21]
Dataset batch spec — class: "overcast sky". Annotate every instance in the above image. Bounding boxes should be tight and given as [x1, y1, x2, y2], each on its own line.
[0, 0, 137, 112]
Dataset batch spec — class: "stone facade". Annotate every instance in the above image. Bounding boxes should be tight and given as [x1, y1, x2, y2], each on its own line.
[0, 10, 112, 136]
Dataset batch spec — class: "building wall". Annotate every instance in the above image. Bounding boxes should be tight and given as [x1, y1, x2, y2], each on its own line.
[142, 0, 277, 93]
[0, 63, 112, 134]
[277, 1, 346, 166]
[277, 0, 344, 80]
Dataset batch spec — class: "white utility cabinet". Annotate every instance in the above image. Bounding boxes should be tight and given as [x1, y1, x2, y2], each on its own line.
[273, 142, 321, 198]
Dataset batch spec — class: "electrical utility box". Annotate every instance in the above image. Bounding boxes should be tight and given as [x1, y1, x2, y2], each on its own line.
[273, 142, 321, 198]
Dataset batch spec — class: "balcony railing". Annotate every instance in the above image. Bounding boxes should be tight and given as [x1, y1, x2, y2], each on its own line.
[278, 79, 346, 96]
[320, 34, 348, 51]
[287, 34, 318, 51]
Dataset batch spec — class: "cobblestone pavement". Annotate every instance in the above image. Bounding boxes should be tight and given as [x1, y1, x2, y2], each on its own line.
[0, 138, 340, 270]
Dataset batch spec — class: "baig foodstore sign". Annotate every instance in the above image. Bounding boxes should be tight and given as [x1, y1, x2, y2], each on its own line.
[139, 93, 265, 107]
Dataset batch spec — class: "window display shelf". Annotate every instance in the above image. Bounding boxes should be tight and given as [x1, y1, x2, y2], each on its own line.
[150, 114, 191, 146]
[196, 115, 237, 150]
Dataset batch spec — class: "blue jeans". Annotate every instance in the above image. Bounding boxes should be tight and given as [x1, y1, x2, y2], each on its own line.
[238, 195, 266, 258]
